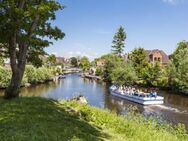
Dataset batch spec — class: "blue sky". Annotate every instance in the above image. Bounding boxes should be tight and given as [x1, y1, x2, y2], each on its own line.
[45, 0, 188, 60]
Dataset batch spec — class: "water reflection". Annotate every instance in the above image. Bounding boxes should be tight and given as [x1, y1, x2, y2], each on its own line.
[0, 74, 188, 129]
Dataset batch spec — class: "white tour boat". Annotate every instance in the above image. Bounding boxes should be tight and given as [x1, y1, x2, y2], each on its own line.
[110, 86, 164, 105]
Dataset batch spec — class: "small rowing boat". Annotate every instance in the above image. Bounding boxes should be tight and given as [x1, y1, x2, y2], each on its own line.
[110, 85, 164, 105]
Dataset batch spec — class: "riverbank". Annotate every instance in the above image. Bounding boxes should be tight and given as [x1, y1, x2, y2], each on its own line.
[83, 73, 188, 96]
[0, 97, 187, 141]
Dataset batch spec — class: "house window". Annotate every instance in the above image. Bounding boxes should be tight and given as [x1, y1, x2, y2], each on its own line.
[154, 57, 157, 61]
[158, 58, 161, 61]
[149, 55, 153, 61]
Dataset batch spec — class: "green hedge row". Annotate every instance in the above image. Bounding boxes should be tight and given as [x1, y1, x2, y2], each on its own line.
[0, 65, 56, 88]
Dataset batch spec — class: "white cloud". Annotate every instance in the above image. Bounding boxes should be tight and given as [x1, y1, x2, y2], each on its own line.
[162, 0, 184, 4]
[65, 50, 100, 61]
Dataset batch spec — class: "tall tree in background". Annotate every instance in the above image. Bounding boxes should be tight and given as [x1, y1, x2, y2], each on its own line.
[112, 26, 126, 56]
[70, 57, 78, 67]
[80, 56, 90, 72]
[0, 0, 65, 99]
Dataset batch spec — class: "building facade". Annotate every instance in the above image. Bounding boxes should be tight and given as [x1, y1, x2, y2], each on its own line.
[145, 49, 169, 65]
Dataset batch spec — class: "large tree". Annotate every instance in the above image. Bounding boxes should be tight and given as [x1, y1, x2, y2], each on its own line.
[100, 54, 125, 82]
[111, 26, 126, 56]
[170, 42, 188, 93]
[172, 41, 188, 68]
[79, 56, 90, 72]
[110, 61, 137, 86]
[129, 47, 149, 78]
[70, 57, 78, 67]
[0, 0, 65, 99]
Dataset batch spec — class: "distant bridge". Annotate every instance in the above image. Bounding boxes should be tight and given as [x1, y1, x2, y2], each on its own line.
[63, 68, 82, 74]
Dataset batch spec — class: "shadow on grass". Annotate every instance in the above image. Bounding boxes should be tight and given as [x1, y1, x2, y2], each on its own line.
[0, 97, 110, 141]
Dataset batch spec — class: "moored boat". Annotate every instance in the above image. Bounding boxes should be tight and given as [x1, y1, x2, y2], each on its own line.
[110, 85, 164, 105]
[58, 75, 66, 79]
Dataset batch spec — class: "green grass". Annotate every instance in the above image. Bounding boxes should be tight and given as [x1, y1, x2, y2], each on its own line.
[0, 97, 187, 141]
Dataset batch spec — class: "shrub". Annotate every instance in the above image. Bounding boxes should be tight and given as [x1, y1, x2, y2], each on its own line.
[95, 67, 103, 76]
[25, 65, 38, 84]
[0, 67, 11, 88]
[25, 65, 53, 84]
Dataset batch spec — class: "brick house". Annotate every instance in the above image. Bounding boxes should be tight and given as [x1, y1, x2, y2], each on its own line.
[145, 49, 169, 65]
[56, 57, 65, 65]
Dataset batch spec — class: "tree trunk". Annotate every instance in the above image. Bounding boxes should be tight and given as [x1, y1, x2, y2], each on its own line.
[4, 57, 27, 99]
[4, 37, 28, 99]
[4, 69, 23, 99]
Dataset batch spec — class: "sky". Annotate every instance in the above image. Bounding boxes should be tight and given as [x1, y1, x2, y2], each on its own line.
[45, 0, 188, 60]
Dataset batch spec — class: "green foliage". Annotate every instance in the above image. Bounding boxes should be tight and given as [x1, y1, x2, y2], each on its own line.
[0, 97, 187, 141]
[163, 41, 188, 93]
[98, 54, 137, 84]
[129, 47, 149, 78]
[142, 62, 167, 87]
[166, 61, 178, 88]
[25, 65, 53, 84]
[95, 67, 103, 76]
[24, 65, 37, 83]
[0, 1, 65, 47]
[101, 54, 125, 82]
[112, 26, 127, 56]
[0, 67, 11, 88]
[27, 46, 46, 68]
[0, 57, 4, 66]
[54, 66, 63, 75]
[65, 100, 188, 141]
[0, 66, 28, 88]
[110, 61, 137, 86]
[172, 41, 188, 68]
[0, 65, 54, 88]
[36, 67, 53, 83]
[0, 0, 65, 97]
[70, 57, 78, 67]
[47, 54, 57, 66]
[80, 56, 90, 72]
[170, 44, 188, 93]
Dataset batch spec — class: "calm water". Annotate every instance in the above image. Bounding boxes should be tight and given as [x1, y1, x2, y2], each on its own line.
[1, 73, 188, 128]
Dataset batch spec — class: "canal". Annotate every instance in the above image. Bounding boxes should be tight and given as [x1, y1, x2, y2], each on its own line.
[1, 73, 188, 129]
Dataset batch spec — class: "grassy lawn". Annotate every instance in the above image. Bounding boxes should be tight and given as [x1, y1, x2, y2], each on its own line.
[0, 97, 187, 141]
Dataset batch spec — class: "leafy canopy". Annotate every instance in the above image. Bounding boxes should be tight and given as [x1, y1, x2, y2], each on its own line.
[80, 56, 90, 72]
[0, 0, 65, 51]
[129, 47, 149, 78]
[170, 42, 188, 92]
[70, 57, 78, 67]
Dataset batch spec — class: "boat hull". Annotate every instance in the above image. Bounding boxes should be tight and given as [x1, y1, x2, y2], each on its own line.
[110, 90, 164, 105]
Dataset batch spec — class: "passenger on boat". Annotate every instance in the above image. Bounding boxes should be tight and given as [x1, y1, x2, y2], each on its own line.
[150, 91, 157, 97]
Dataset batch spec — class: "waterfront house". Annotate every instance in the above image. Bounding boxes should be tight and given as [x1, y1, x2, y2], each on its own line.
[96, 59, 105, 67]
[56, 57, 65, 65]
[145, 49, 169, 65]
